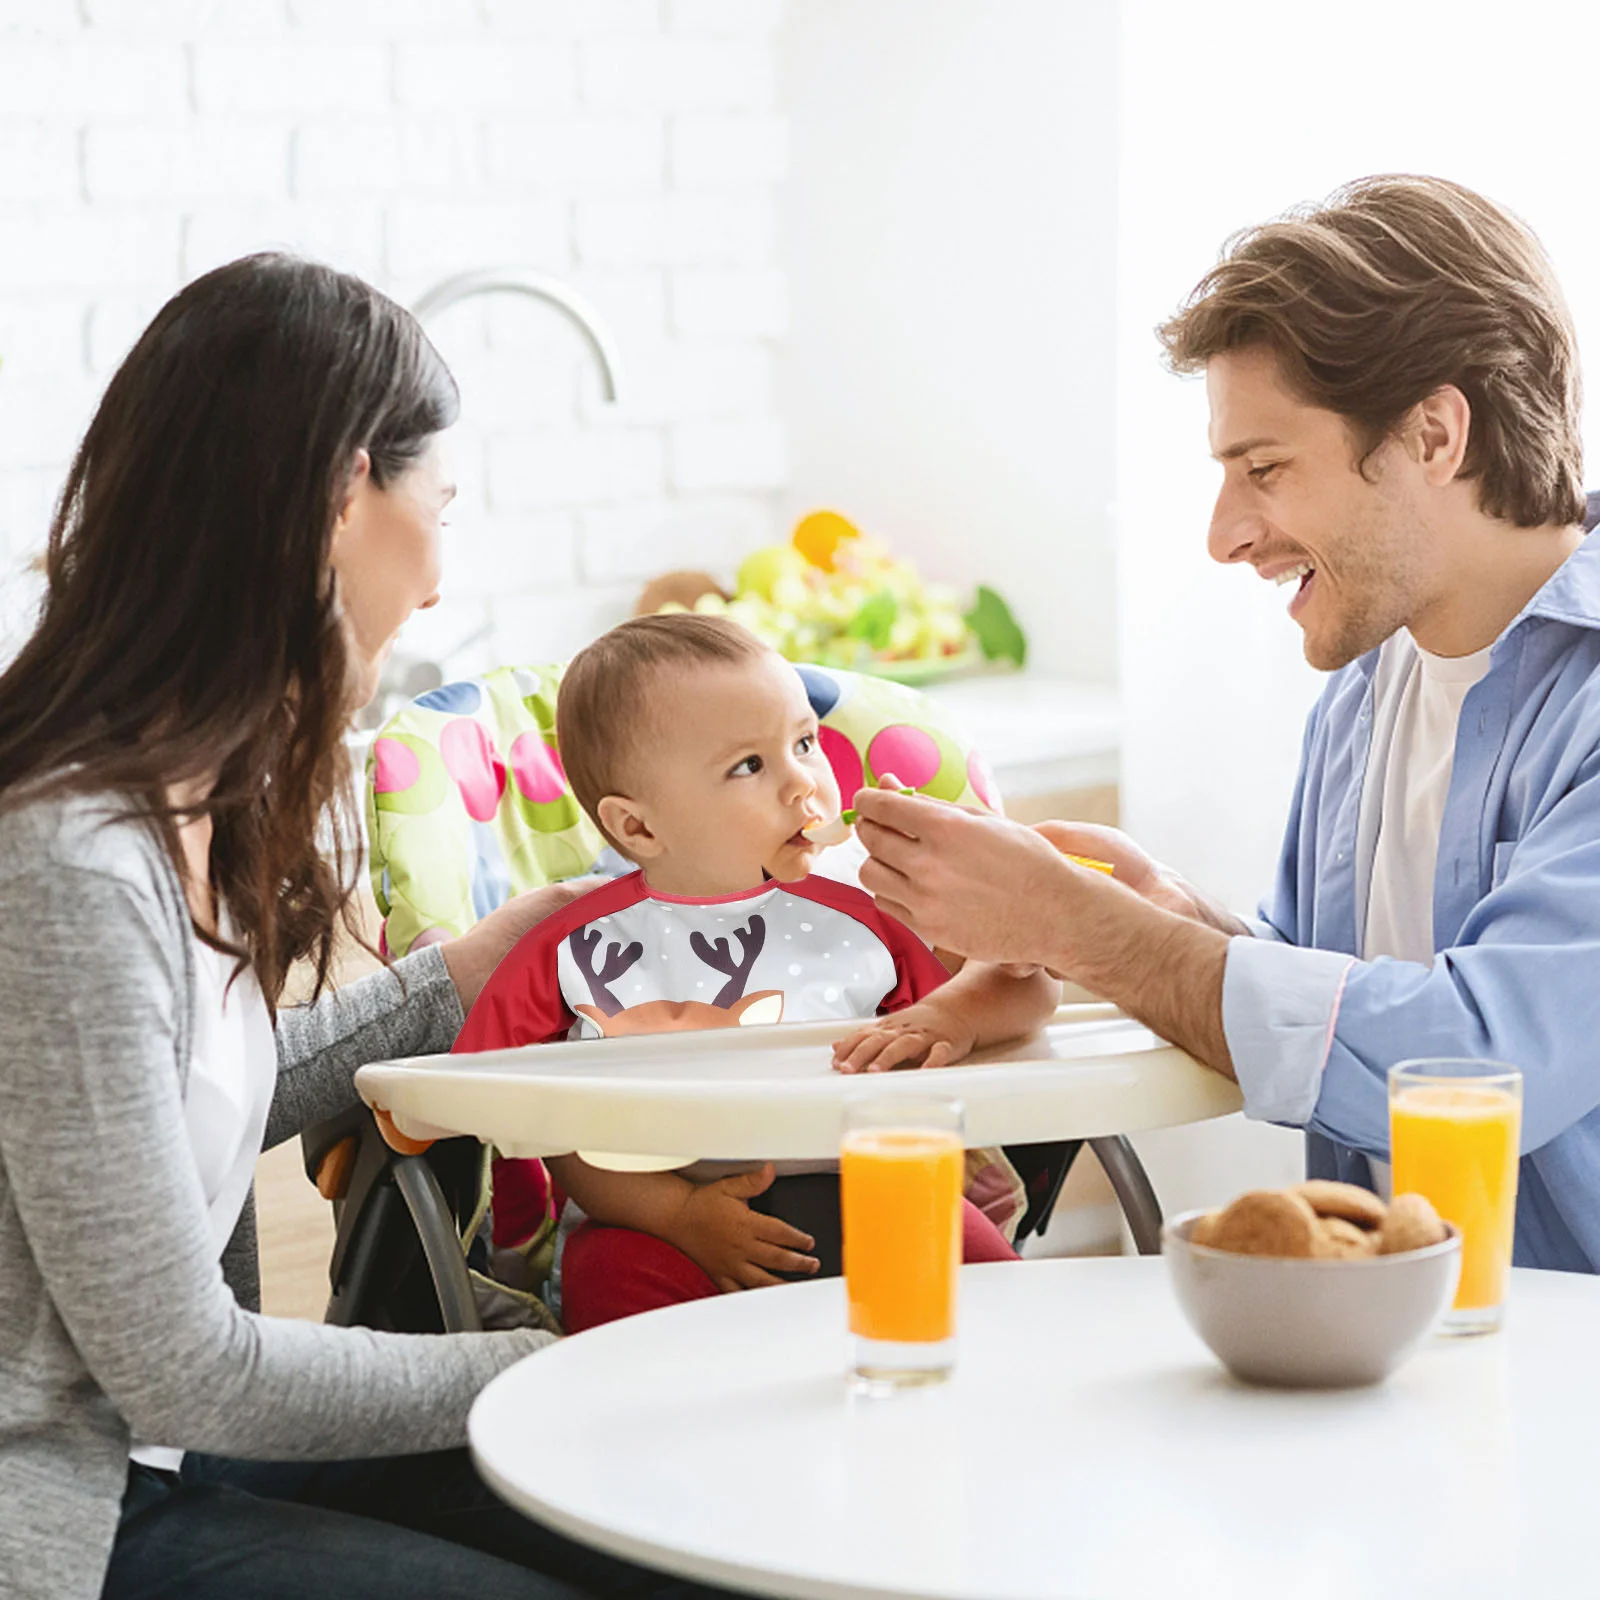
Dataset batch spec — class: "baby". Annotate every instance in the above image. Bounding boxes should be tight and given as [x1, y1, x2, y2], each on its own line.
[453, 613, 1058, 1331]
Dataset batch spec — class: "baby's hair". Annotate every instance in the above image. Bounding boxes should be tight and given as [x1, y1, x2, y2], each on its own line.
[557, 612, 772, 855]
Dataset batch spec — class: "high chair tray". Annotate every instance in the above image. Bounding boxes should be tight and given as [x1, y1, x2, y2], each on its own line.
[354, 1002, 1242, 1162]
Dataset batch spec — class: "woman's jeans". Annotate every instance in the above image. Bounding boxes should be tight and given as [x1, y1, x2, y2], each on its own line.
[102, 1448, 727, 1600]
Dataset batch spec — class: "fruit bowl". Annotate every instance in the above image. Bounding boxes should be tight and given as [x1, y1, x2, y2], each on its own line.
[636, 511, 1025, 680]
[860, 645, 987, 685]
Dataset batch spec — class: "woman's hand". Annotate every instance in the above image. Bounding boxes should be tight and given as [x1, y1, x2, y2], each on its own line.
[439, 877, 607, 1015]
[665, 1165, 820, 1293]
[832, 998, 977, 1074]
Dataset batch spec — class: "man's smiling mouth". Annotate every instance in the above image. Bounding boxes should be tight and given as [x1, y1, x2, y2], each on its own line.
[1260, 557, 1317, 618]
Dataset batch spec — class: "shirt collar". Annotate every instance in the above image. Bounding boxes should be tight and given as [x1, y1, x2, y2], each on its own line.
[1516, 526, 1600, 631]
[1349, 525, 1600, 683]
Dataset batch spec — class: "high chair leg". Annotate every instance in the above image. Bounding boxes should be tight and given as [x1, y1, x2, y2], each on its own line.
[393, 1154, 482, 1333]
[1089, 1135, 1164, 1255]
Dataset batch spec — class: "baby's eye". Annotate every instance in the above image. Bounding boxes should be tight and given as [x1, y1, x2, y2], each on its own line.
[795, 733, 816, 758]
[729, 754, 763, 778]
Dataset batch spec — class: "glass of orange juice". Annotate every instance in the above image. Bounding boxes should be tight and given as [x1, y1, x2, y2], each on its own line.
[1389, 1058, 1521, 1335]
[840, 1095, 964, 1394]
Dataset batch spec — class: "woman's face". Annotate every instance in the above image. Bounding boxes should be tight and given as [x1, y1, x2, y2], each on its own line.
[329, 435, 454, 711]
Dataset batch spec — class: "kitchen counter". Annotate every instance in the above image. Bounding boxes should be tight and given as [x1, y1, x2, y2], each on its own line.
[923, 672, 1119, 800]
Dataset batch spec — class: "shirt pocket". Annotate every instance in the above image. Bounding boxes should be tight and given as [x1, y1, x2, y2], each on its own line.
[1491, 840, 1516, 890]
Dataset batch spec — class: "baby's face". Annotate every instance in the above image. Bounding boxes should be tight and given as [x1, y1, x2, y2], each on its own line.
[615, 652, 840, 897]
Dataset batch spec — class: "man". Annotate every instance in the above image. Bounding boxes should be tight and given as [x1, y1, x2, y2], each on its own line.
[848, 175, 1600, 1272]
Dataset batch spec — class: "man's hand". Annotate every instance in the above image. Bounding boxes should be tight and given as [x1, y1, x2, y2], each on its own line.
[1029, 820, 1248, 935]
[850, 788, 1237, 1077]
[439, 876, 608, 1014]
[853, 790, 1092, 967]
[832, 997, 978, 1074]
[666, 1165, 820, 1293]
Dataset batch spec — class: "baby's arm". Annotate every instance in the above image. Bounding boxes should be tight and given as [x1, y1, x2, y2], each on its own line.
[832, 961, 1060, 1074]
[548, 1154, 819, 1293]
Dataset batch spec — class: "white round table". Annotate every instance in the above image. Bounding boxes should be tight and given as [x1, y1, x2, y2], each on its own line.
[354, 1003, 1241, 1163]
[470, 1258, 1598, 1600]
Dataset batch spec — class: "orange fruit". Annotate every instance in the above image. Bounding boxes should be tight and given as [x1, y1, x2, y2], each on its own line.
[792, 509, 860, 572]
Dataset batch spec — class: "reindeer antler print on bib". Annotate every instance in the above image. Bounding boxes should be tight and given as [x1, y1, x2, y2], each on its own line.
[688, 916, 766, 1006]
[568, 926, 645, 1017]
[524, 874, 938, 1045]
[568, 914, 785, 1036]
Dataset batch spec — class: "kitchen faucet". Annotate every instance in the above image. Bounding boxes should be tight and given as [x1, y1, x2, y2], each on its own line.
[410, 267, 626, 403]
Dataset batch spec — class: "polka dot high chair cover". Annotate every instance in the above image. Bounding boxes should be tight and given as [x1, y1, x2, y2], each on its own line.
[366, 660, 1004, 959]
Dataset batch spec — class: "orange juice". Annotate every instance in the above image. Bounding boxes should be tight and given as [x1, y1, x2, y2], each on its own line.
[1391, 1083, 1520, 1311]
[840, 1128, 963, 1344]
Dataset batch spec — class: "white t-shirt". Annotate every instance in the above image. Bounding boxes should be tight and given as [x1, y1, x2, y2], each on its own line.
[1354, 631, 1493, 1198]
[1357, 630, 1495, 965]
[130, 932, 277, 1471]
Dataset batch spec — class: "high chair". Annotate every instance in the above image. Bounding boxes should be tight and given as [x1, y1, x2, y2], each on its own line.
[305, 660, 1161, 1333]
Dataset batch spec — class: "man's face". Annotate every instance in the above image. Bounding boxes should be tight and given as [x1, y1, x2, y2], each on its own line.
[1206, 346, 1432, 671]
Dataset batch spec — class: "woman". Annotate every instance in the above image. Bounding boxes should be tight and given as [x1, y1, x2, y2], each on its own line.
[0, 256, 711, 1600]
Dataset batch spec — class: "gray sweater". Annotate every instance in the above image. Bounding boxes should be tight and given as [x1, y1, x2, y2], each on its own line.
[0, 792, 552, 1600]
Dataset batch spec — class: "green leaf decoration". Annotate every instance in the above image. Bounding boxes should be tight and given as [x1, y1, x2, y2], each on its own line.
[846, 589, 898, 650]
[964, 585, 1027, 667]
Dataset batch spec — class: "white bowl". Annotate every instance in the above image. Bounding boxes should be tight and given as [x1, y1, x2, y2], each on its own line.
[1162, 1208, 1462, 1388]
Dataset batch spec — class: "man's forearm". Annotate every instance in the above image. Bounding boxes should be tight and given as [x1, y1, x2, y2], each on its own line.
[1057, 895, 1237, 1078]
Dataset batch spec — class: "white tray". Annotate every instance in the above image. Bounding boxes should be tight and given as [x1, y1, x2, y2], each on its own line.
[355, 1002, 1242, 1164]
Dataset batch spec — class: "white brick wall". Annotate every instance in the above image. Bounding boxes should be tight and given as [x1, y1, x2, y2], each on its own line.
[671, 112, 786, 185]
[0, 0, 789, 675]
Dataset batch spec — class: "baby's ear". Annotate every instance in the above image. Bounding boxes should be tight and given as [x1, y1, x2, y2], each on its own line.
[597, 794, 661, 859]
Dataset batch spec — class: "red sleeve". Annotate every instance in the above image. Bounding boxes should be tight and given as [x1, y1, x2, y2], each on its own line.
[786, 876, 951, 1013]
[452, 873, 646, 1054]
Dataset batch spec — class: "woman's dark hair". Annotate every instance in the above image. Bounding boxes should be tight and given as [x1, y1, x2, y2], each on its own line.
[0, 253, 459, 1005]
[1159, 175, 1584, 530]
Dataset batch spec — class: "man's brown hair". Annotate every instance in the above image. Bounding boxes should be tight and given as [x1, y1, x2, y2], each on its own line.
[557, 612, 770, 855]
[1159, 174, 1584, 529]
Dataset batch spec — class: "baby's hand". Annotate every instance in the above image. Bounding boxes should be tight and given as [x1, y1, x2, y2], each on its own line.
[668, 1165, 819, 1294]
[831, 1000, 977, 1075]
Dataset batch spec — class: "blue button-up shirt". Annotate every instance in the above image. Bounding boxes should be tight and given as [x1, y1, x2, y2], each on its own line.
[1222, 529, 1600, 1272]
